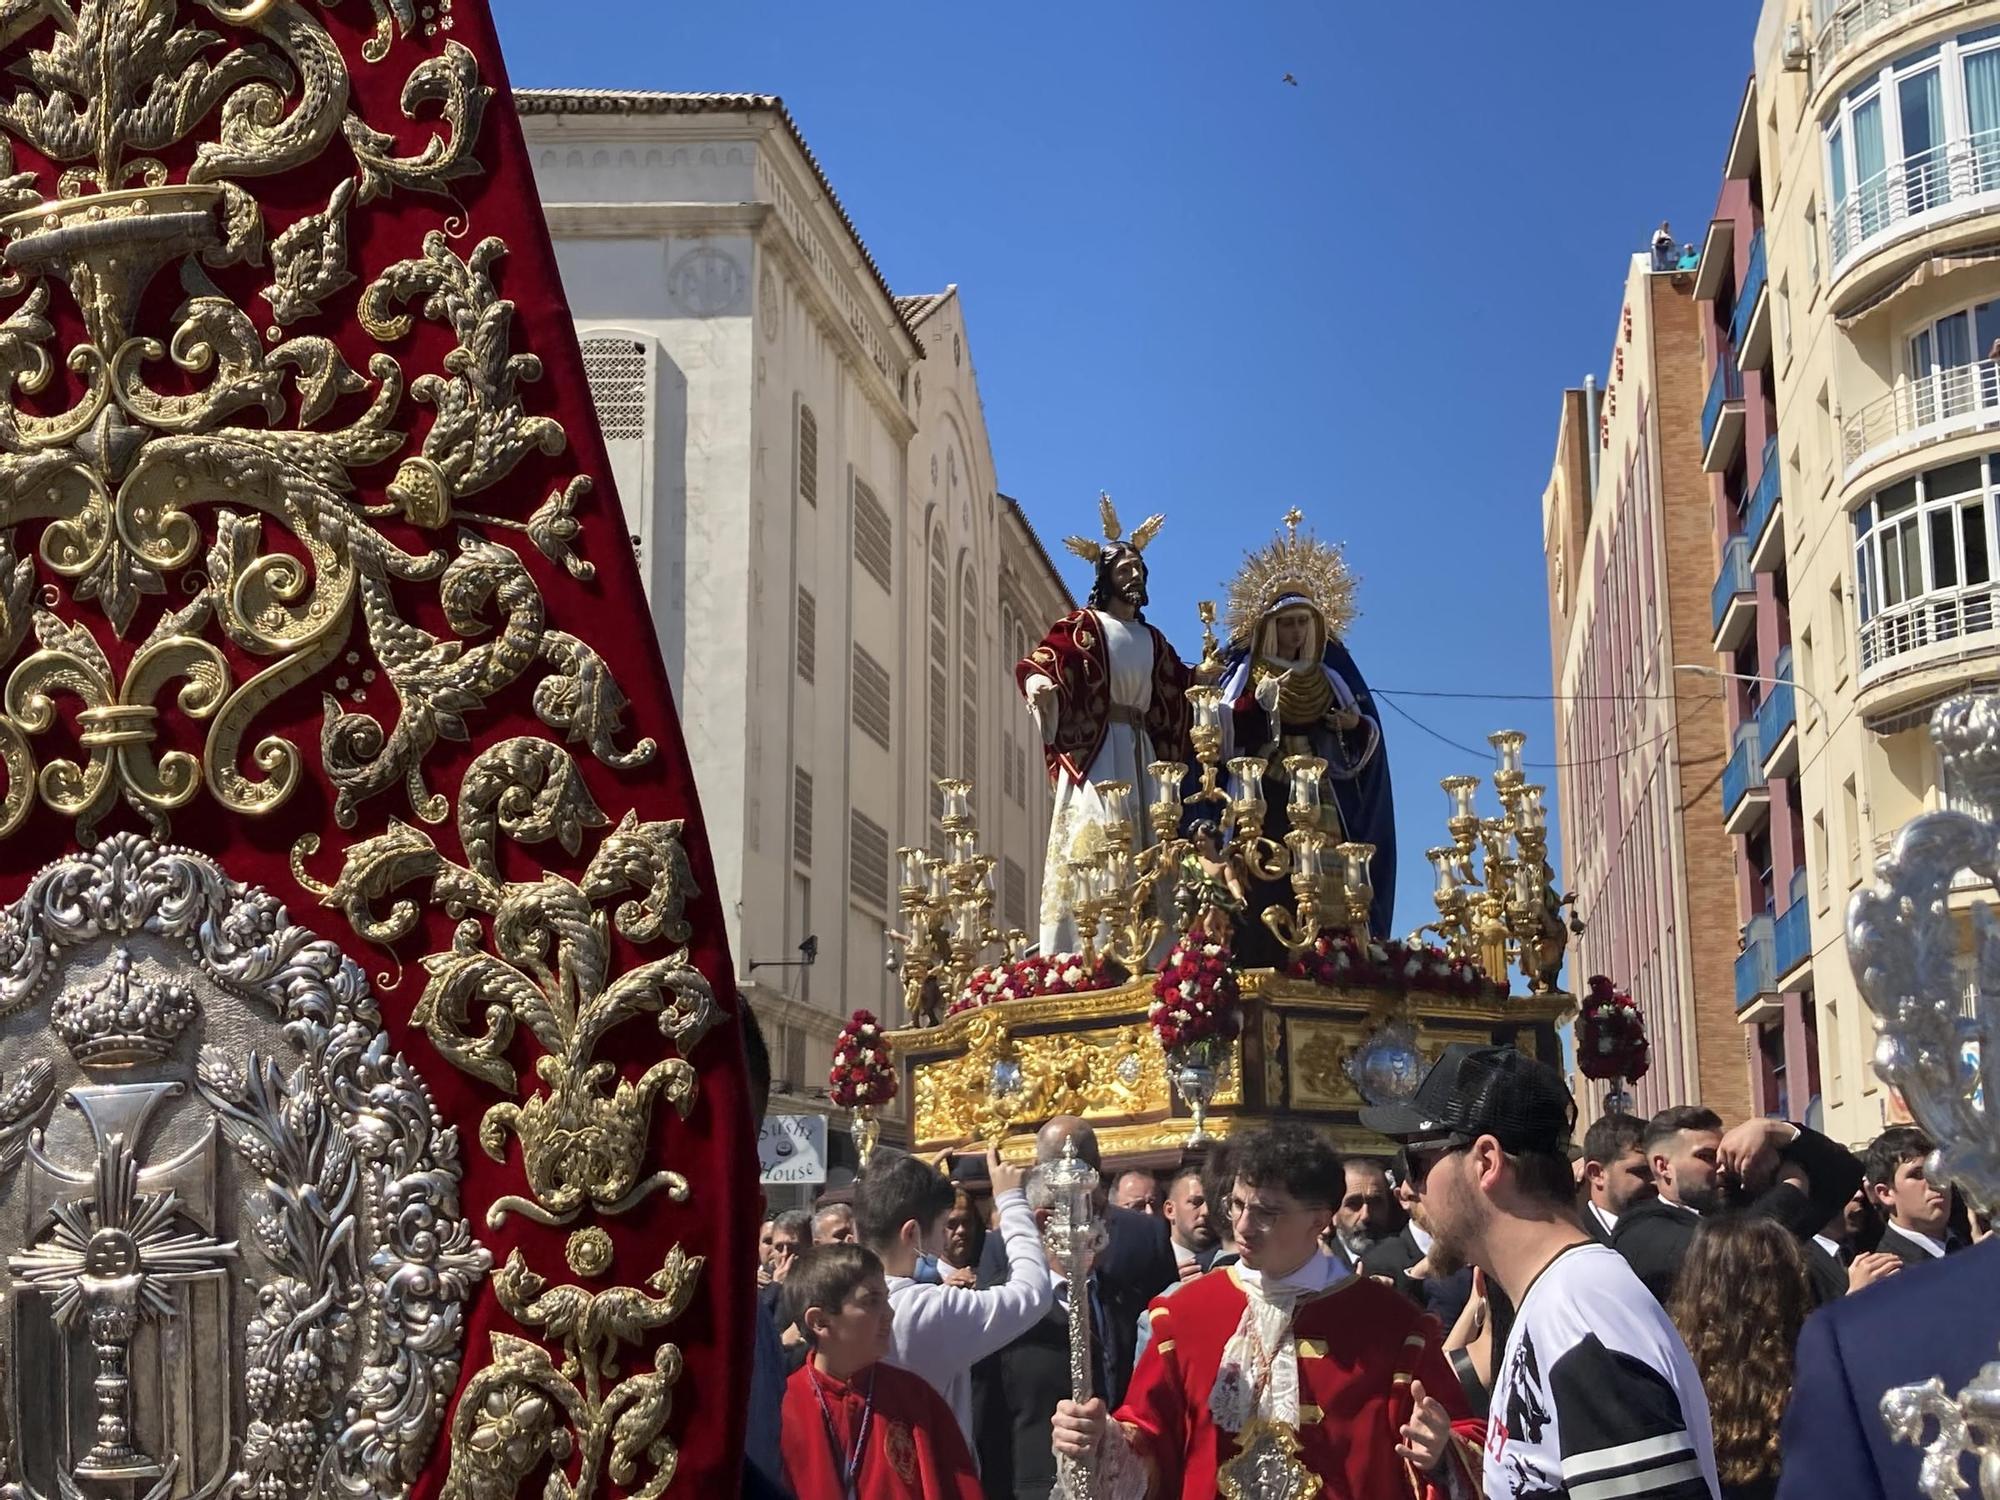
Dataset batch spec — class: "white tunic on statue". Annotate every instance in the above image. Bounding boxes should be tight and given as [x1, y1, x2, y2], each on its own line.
[1024, 611, 1158, 955]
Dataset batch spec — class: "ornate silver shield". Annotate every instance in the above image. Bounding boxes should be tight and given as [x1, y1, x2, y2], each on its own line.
[0, 835, 486, 1500]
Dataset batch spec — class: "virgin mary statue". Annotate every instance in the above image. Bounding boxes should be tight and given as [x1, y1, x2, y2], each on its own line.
[1218, 511, 1396, 938]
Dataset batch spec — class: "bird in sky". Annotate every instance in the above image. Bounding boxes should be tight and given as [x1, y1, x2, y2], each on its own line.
[1282, 72, 1298, 85]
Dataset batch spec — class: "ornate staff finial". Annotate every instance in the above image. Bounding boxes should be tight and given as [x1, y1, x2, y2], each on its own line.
[1282, 506, 1304, 537]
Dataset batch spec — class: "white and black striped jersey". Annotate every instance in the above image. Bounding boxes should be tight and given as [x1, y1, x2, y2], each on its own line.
[1484, 1243, 1720, 1500]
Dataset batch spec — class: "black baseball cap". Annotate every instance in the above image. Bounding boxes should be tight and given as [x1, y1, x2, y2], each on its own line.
[1359, 1043, 1576, 1156]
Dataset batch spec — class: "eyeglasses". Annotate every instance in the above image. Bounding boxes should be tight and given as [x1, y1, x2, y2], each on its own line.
[1225, 1196, 1321, 1231]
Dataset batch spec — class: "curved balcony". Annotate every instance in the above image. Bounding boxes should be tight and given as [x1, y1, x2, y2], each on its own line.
[1814, 0, 1965, 86]
[1841, 359, 2000, 487]
[1857, 579, 2000, 688]
[1829, 129, 2000, 304]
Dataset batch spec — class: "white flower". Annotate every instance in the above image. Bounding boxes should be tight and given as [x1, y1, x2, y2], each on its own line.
[1063, 966, 1084, 985]
[1179, 979, 1196, 999]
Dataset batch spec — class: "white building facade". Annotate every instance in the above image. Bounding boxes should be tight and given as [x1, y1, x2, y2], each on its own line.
[516, 92, 1070, 1150]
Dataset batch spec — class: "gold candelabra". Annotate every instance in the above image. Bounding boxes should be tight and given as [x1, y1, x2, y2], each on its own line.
[893, 778, 1028, 1025]
[1410, 730, 1574, 994]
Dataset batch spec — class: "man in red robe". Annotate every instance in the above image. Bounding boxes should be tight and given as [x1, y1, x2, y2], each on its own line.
[1018, 515, 1192, 953]
[782, 1242, 983, 1500]
[1052, 1127, 1482, 1499]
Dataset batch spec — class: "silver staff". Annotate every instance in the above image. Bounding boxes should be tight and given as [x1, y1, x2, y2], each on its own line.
[1037, 1136, 1107, 1500]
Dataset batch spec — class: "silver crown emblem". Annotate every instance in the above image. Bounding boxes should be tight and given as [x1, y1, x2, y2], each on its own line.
[50, 946, 199, 1066]
[1848, 692, 2000, 1497]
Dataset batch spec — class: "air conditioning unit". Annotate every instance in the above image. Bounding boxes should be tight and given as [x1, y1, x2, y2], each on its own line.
[1783, 21, 1810, 72]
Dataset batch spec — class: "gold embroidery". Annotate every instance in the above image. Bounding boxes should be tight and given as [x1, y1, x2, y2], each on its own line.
[0, 5, 713, 1495]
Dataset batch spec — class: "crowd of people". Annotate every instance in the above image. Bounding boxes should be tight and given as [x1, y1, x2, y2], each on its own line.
[740, 1009, 1989, 1498]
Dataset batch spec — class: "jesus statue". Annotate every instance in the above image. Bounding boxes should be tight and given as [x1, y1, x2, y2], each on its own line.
[1016, 495, 1191, 955]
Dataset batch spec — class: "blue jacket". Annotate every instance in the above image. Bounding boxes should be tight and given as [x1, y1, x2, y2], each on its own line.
[1778, 1238, 2000, 1499]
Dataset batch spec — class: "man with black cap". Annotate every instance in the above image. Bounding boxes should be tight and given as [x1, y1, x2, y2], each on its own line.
[1364, 1043, 1721, 1500]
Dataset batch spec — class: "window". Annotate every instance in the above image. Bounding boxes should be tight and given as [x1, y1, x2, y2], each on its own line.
[850, 810, 889, 910]
[1001, 729, 1017, 803]
[581, 337, 648, 441]
[1805, 199, 1821, 287]
[1843, 775, 1862, 883]
[1798, 627, 1816, 724]
[1826, 997, 1843, 1087]
[854, 480, 893, 591]
[792, 767, 813, 867]
[1831, 577, 1850, 679]
[852, 645, 892, 749]
[1813, 811, 1830, 908]
[927, 528, 949, 829]
[959, 567, 979, 797]
[796, 587, 815, 683]
[1850, 454, 2000, 671]
[797, 404, 818, 509]
[1776, 277, 1792, 362]
[1003, 856, 1027, 932]
[1823, 30, 2000, 266]
[1816, 384, 1835, 479]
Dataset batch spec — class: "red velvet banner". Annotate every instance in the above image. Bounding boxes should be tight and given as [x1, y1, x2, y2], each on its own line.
[0, 2, 754, 1495]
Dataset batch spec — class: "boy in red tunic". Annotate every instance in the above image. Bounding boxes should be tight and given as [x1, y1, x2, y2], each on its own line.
[1052, 1126, 1482, 1498]
[781, 1243, 984, 1500]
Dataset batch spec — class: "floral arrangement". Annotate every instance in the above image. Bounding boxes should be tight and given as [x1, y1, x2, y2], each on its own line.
[947, 952, 1118, 1017]
[1577, 975, 1650, 1083]
[1286, 931, 1500, 998]
[1149, 938, 1242, 1056]
[828, 1009, 899, 1108]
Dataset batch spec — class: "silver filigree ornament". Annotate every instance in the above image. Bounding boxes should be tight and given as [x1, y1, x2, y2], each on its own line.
[0, 835, 488, 1500]
[1848, 690, 2000, 1499]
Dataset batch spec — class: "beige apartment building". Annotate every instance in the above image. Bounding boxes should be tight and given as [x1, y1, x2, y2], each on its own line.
[516, 93, 1071, 1162]
[1543, 258, 1752, 1123]
[1698, 0, 2000, 1144]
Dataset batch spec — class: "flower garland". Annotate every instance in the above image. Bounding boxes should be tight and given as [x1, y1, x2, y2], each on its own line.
[1149, 938, 1242, 1057]
[1286, 931, 1501, 999]
[1577, 975, 1650, 1083]
[946, 952, 1118, 1017]
[828, 1009, 899, 1109]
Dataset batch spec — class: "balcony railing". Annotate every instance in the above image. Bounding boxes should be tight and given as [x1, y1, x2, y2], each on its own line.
[1737, 913, 1777, 1010]
[1757, 646, 1796, 752]
[1729, 228, 1767, 352]
[1830, 127, 2000, 273]
[1724, 719, 1767, 816]
[1746, 435, 1781, 550]
[1858, 581, 2000, 678]
[1703, 356, 1744, 456]
[1712, 534, 1754, 636]
[1815, 0, 1958, 81]
[1842, 359, 2000, 474]
[1775, 897, 1812, 978]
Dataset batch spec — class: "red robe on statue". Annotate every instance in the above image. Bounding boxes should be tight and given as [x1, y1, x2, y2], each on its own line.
[1017, 608, 1191, 785]
[1115, 1269, 1483, 1499]
[781, 1360, 984, 1500]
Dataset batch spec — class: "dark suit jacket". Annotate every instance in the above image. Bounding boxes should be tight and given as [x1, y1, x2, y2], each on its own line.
[1359, 1226, 1474, 1333]
[1778, 1239, 2000, 1499]
[971, 1203, 1176, 1497]
[1875, 1221, 1953, 1268]
[1613, 1125, 1862, 1306]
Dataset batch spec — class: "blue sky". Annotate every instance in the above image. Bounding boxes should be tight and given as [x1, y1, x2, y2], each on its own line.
[493, 1, 1755, 937]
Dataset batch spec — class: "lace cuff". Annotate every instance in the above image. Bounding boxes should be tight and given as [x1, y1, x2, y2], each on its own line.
[1057, 1422, 1150, 1500]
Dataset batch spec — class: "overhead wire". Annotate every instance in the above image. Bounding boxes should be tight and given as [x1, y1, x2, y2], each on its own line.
[1366, 684, 1726, 771]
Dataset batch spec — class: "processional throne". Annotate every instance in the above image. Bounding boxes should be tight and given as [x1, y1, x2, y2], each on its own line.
[888, 509, 1581, 1164]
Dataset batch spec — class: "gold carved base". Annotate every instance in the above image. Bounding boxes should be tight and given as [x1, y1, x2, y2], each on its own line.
[888, 971, 1573, 1161]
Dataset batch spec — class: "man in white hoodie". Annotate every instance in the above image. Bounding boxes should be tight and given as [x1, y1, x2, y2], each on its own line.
[858, 1146, 1053, 1451]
